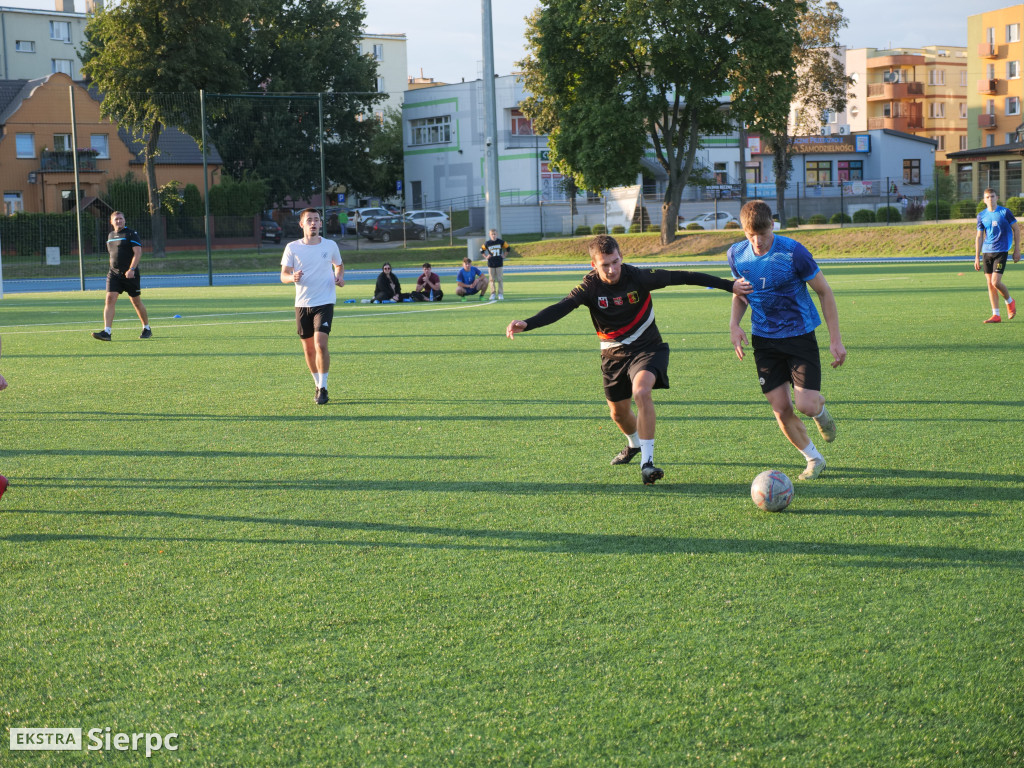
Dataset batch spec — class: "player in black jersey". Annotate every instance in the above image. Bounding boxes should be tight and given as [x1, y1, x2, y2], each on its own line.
[506, 235, 751, 485]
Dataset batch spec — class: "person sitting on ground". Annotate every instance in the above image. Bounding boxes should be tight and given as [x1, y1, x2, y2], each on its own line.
[373, 262, 409, 303]
[411, 262, 443, 301]
[455, 257, 490, 300]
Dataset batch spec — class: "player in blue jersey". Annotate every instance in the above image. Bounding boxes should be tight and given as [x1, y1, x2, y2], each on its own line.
[728, 200, 846, 481]
[975, 189, 1019, 323]
[507, 235, 751, 485]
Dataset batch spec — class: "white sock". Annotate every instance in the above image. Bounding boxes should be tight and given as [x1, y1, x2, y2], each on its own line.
[640, 439, 654, 465]
[1007, 296, 1014, 305]
[104, 327, 111, 334]
[312, 372, 320, 387]
[143, 324, 150, 330]
[320, 372, 328, 389]
[814, 405, 827, 421]
[992, 308, 1001, 316]
[799, 441, 823, 461]
[626, 431, 640, 449]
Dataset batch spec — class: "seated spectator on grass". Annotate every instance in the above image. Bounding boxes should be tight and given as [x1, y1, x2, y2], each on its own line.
[373, 262, 408, 303]
[411, 263, 443, 301]
[456, 257, 490, 300]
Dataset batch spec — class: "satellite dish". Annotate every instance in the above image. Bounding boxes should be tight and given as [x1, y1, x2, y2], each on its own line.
[882, 71, 898, 83]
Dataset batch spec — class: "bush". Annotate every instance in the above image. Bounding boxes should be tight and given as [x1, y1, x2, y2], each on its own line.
[829, 212, 852, 224]
[628, 223, 641, 233]
[209, 175, 268, 216]
[923, 201, 951, 220]
[952, 200, 980, 219]
[807, 214, 827, 225]
[685, 222, 704, 231]
[1004, 197, 1024, 216]
[723, 220, 741, 229]
[575, 225, 591, 236]
[875, 206, 902, 223]
[786, 216, 802, 227]
[852, 209, 875, 223]
[611, 225, 626, 234]
[591, 224, 606, 235]
[645, 225, 659, 233]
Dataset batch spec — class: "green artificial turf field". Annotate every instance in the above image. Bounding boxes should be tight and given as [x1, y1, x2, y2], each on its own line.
[1, 261, 1021, 767]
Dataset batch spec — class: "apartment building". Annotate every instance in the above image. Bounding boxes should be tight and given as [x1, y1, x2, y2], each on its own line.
[845, 46, 968, 166]
[0, 1, 97, 81]
[360, 33, 407, 117]
[968, 5, 1024, 150]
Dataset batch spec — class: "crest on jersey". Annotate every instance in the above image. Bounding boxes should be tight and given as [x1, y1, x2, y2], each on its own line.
[598, 297, 609, 308]
[627, 291, 639, 304]
[613, 296, 624, 306]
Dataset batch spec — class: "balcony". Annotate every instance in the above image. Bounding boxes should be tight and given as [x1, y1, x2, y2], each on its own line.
[978, 78, 998, 94]
[979, 42, 998, 58]
[867, 116, 924, 131]
[866, 54, 925, 68]
[866, 81, 924, 100]
[39, 149, 99, 172]
[978, 113, 997, 129]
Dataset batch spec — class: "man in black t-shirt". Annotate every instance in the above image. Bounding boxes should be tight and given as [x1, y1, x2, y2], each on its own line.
[506, 235, 751, 485]
[92, 211, 152, 341]
[480, 228, 509, 300]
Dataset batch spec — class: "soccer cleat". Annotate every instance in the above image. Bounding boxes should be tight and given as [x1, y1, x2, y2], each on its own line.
[798, 457, 826, 481]
[984, 315, 1001, 323]
[813, 407, 837, 443]
[139, 327, 152, 339]
[92, 330, 111, 341]
[1008, 298, 1017, 319]
[480, 292, 488, 301]
[489, 294, 496, 301]
[498, 293, 504, 300]
[315, 387, 329, 405]
[641, 462, 664, 485]
[610, 445, 642, 465]
[0, 474, 7, 501]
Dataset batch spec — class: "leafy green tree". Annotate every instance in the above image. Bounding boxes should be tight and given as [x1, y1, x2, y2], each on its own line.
[80, 0, 249, 256]
[355, 107, 405, 202]
[519, 0, 800, 244]
[206, 0, 382, 207]
[737, 0, 851, 227]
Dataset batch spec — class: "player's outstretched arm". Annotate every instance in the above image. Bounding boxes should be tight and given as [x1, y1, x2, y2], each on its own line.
[506, 320, 527, 339]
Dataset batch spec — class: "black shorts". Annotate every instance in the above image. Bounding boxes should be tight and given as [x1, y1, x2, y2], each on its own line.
[601, 343, 670, 402]
[752, 332, 822, 394]
[295, 304, 335, 339]
[983, 252, 1008, 275]
[106, 269, 141, 297]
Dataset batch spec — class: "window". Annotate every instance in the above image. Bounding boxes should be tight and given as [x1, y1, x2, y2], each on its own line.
[1007, 96, 1020, 116]
[90, 134, 109, 159]
[805, 160, 831, 185]
[928, 69, 945, 86]
[961, 70, 968, 87]
[376, 76, 385, 92]
[987, 27, 996, 44]
[15, 133, 35, 158]
[15, 40, 35, 53]
[823, 109, 838, 123]
[1009, 61, 1021, 79]
[1008, 133, 1019, 144]
[52, 59, 72, 75]
[986, 134, 996, 147]
[838, 160, 863, 181]
[53, 133, 71, 152]
[510, 108, 535, 135]
[410, 115, 452, 146]
[3, 192, 24, 215]
[1009, 23, 1021, 43]
[987, 99, 996, 115]
[928, 103, 946, 118]
[959, 135, 968, 151]
[903, 158, 921, 185]
[49, 21, 71, 41]
[373, 44, 383, 61]
[933, 135, 945, 151]
[987, 64, 996, 80]
[960, 102, 967, 118]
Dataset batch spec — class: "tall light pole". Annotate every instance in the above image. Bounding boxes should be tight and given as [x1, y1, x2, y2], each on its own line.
[482, 0, 501, 234]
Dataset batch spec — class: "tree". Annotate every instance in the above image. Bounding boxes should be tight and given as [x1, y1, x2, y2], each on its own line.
[80, 0, 249, 257]
[737, 0, 851, 227]
[206, 0, 382, 207]
[358, 107, 405, 202]
[519, 0, 800, 244]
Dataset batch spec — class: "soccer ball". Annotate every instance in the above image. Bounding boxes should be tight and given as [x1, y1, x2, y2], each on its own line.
[750, 470, 794, 512]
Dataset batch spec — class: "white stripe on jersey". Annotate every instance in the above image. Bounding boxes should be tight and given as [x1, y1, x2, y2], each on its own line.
[599, 309, 656, 350]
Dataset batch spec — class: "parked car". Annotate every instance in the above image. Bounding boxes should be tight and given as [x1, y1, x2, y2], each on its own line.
[260, 215, 283, 243]
[353, 207, 391, 235]
[365, 215, 426, 242]
[404, 209, 451, 233]
[679, 211, 737, 230]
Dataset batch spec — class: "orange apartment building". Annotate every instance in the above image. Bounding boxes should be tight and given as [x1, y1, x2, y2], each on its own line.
[845, 46, 968, 167]
[968, 5, 1024, 149]
[1, 72, 218, 216]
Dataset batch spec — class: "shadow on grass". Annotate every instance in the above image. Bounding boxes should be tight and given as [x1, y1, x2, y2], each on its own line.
[3, 517, 1021, 569]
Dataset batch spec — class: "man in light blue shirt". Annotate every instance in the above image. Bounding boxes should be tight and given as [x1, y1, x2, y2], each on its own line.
[975, 188, 1020, 323]
[728, 200, 846, 481]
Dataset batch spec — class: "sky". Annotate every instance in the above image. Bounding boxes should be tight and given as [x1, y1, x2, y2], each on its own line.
[16, 0, 993, 83]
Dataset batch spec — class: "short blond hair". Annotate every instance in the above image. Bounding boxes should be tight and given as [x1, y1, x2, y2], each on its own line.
[740, 200, 774, 233]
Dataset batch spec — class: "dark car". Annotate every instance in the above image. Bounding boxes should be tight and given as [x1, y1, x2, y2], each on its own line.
[260, 216, 283, 243]
[365, 215, 426, 242]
